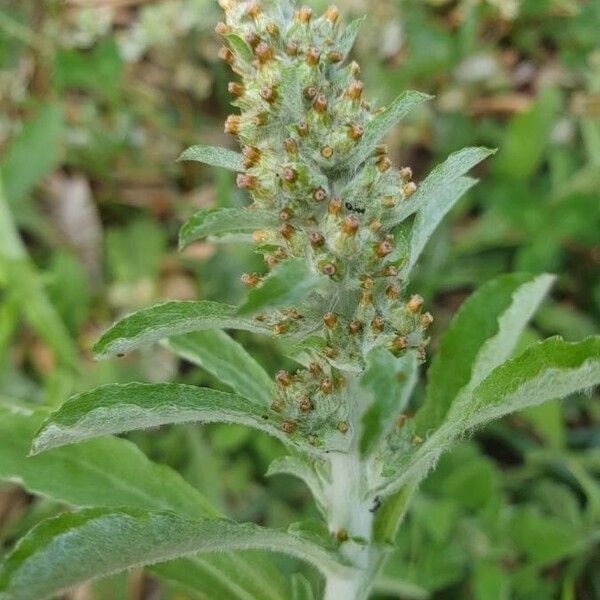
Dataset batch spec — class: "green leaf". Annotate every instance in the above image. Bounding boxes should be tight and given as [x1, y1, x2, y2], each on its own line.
[267, 456, 326, 515]
[224, 33, 254, 63]
[461, 336, 600, 431]
[347, 91, 432, 170]
[177, 145, 244, 171]
[291, 574, 315, 600]
[337, 16, 366, 55]
[163, 330, 276, 406]
[93, 300, 272, 359]
[31, 383, 291, 455]
[360, 348, 418, 456]
[0, 508, 351, 600]
[179, 207, 276, 249]
[416, 273, 555, 435]
[0, 103, 64, 204]
[0, 405, 290, 600]
[237, 259, 324, 316]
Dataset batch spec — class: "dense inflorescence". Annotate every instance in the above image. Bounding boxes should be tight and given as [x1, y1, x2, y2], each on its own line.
[217, 0, 432, 450]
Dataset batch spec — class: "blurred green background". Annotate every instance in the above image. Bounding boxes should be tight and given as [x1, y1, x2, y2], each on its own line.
[0, 0, 599, 598]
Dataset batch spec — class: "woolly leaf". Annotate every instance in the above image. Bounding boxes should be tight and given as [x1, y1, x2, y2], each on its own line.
[415, 273, 554, 435]
[93, 300, 272, 359]
[163, 330, 275, 406]
[0, 508, 351, 600]
[179, 207, 276, 249]
[177, 145, 244, 171]
[337, 16, 366, 55]
[31, 383, 290, 455]
[360, 348, 418, 457]
[237, 259, 325, 316]
[347, 91, 432, 170]
[224, 33, 254, 63]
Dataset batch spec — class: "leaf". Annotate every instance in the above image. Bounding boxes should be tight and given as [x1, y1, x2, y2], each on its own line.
[237, 259, 325, 316]
[177, 145, 244, 171]
[359, 348, 418, 456]
[0, 405, 290, 600]
[0, 508, 352, 600]
[93, 300, 272, 359]
[347, 91, 432, 170]
[0, 103, 64, 204]
[461, 336, 600, 430]
[337, 16, 366, 55]
[267, 456, 326, 515]
[179, 207, 276, 249]
[224, 33, 254, 63]
[163, 330, 276, 406]
[31, 383, 290, 455]
[415, 273, 555, 435]
[291, 574, 315, 600]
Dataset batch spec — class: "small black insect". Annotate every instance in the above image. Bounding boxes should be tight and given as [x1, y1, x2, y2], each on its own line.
[345, 202, 365, 214]
[369, 495, 382, 513]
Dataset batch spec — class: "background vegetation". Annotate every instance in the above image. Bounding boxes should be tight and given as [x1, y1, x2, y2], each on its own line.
[1, 0, 598, 598]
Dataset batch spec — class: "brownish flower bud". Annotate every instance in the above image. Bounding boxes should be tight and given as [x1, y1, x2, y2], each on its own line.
[303, 86, 317, 99]
[411, 434, 423, 445]
[276, 370, 292, 387]
[215, 22, 231, 35]
[282, 167, 298, 183]
[382, 195, 395, 208]
[336, 528, 348, 542]
[321, 146, 334, 159]
[266, 22, 279, 36]
[319, 378, 333, 393]
[323, 312, 337, 328]
[297, 120, 309, 136]
[386, 285, 400, 300]
[337, 420, 349, 433]
[420, 312, 434, 328]
[313, 187, 327, 202]
[278, 223, 295, 239]
[264, 254, 278, 268]
[260, 86, 276, 103]
[306, 47, 321, 66]
[375, 240, 393, 258]
[285, 41, 299, 56]
[296, 5, 313, 22]
[383, 265, 398, 277]
[244, 31, 260, 47]
[313, 95, 328, 113]
[406, 294, 424, 313]
[224, 115, 241, 134]
[396, 414, 408, 428]
[348, 320, 362, 334]
[360, 291, 373, 305]
[346, 80, 363, 100]
[403, 181, 417, 198]
[323, 345, 337, 358]
[281, 420, 296, 434]
[236, 173, 256, 190]
[246, 2, 261, 19]
[328, 50, 343, 63]
[228, 81, 244, 96]
[309, 362, 322, 375]
[283, 137, 298, 155]
[273, 321, 289, 335]
[270, 398, 282, 412]
[341, 214, 359, 235]
[374, 144, 388, 157]
[309, 231, 324, 247]
[324, 5, 340, 22]
[371, 316, 385, 332]
[251, 113, 268, 126]
[274, 247, 287, 260]
[368, 219, 382, 232]
[328, 197, 342, 215]
[242, 145, 260, 165]
[376, 156, 392, 172]
[348, 123, 364, 140]
[218, 46, 235, 64]
[299, 396, 313, 412]
[400, 166, 413, 181]
[279, 207, 293, 221]
[361, 276, 374, 289]
[349, 60, 360, 75]
[240, 272, 260, 288]
[392, 335, 408, 351]
[254, 42, 273, 63]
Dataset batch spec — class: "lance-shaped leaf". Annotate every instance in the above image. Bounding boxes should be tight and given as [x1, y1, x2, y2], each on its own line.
[177, 145, 244, 171]
[380, 336, 600, 498]
[460, 336, 600, 430]
[347, 91, 432, 170]
[360, 348, 418, 457]
[31, 383, 291, 455]
[93, 300, 272, 359]
[179, 207, 276, 249]
[337, 16, 366, 55]
[237, 259, 325, 316]
[291, 574, 315, 600]
[0, 508, 352, 600]
[163, 330, 276, 406]
[0, 406, 289, 600]
[267, 456, 327, 515]
[224, 33, 254, 63]
[415, 273, 555, 435]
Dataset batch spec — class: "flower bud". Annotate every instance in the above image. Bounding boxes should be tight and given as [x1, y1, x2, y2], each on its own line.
[324, 5, 340, 23]
[306, 47, 321, 66]
[337, 421, 349, 433]
[240, 273, 260, 288]
[309, 231, 324, 247]
[260, 86, 277, 103]
[218, 46, 235, 64]
[278, 223, 295, 239]
[383, 265, 398, 277]
[282, 167, 298, 183]
[276, 370, 292, 386]
[304, 86, 317, 100]
[299, 396, 313, 412]
[371, 316, 384, 332]
[284, 137, 298, 155]
[375, 239, 393, 258]
[403, 181, 417, 198]
[254, 42, 273, 63]
[400, 166, 413, 181]
[313, 187, 327, 202]
[321, 146, 334, 159]
[319, 378, 333, 393]
[341, 214, 359, 235]
[328, 50, 343, 63]
[313, 95, 328, 113]
[215, 22, 231, 35]
[236, 173, 256, 190]
[323, 346, 337, 358]
[242, 145, 260, 165]
[391, 335, 408, 351]
[244, 31, 260, 47]
[246, 2, 261, 19]
[382, 195, 395, 208]
[309, 362, 322, 375]
[228, 81, 244, 96]
[420, 312, 434, 328]
[348, 123, 364, 140]
[328, 197, 342, 215]
[346, 80, 363, 100]
[296, 5, 313, 22]
[266, 22, 279, 36]
[273, 321, 289, 335]
[406, 294, 424, 313]
[297, 120, 309, 136]
[281, 420, 296, 434]
[323, 312, 337, 328]
[224, 115, 240, 134]
[285, 41, 299, 56]
[349, 60, 361, 75]
[348, 320, 362, 334]
[279, 207, 293, 221]
[376, 156, 392, 172]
